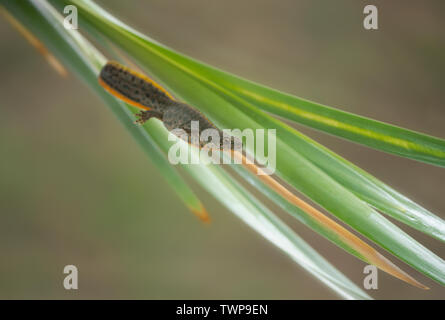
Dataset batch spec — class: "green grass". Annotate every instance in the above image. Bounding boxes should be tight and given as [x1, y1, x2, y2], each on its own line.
[3, 0, 445, 299]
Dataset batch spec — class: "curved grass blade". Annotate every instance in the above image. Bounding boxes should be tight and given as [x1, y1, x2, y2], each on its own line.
[6, 0, 373, 299]
[200, 72, 445, 168]
[55, 0, 445, 286]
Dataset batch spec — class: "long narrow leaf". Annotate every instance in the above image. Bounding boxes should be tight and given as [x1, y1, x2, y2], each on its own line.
[220, 78, 445, 167]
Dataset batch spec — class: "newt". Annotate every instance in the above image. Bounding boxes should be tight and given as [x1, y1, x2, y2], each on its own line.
[99, 61, 238, 150]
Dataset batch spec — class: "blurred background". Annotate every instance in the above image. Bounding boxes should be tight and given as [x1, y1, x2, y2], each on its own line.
[0, 0, 444, 299]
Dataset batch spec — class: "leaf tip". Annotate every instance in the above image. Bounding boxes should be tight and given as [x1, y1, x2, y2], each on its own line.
[1, 6, 67, 77]
[190, 205, 211, 224]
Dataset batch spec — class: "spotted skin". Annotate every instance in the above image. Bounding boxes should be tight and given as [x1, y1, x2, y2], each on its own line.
[99, 61, 238, 150]
[99, 61, 173, 112]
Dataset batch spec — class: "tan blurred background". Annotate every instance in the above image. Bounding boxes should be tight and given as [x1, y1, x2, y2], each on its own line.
[0, 0, 444, 299]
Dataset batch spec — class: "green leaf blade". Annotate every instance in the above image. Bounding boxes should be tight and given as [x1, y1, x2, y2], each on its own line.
[218, 78, 445, 167]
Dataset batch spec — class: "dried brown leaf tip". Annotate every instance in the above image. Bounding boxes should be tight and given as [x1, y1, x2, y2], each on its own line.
[1, 7, 67, 77]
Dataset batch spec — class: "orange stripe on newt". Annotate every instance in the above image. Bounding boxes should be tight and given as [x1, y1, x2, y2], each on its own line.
[98, 77, 151, 111]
